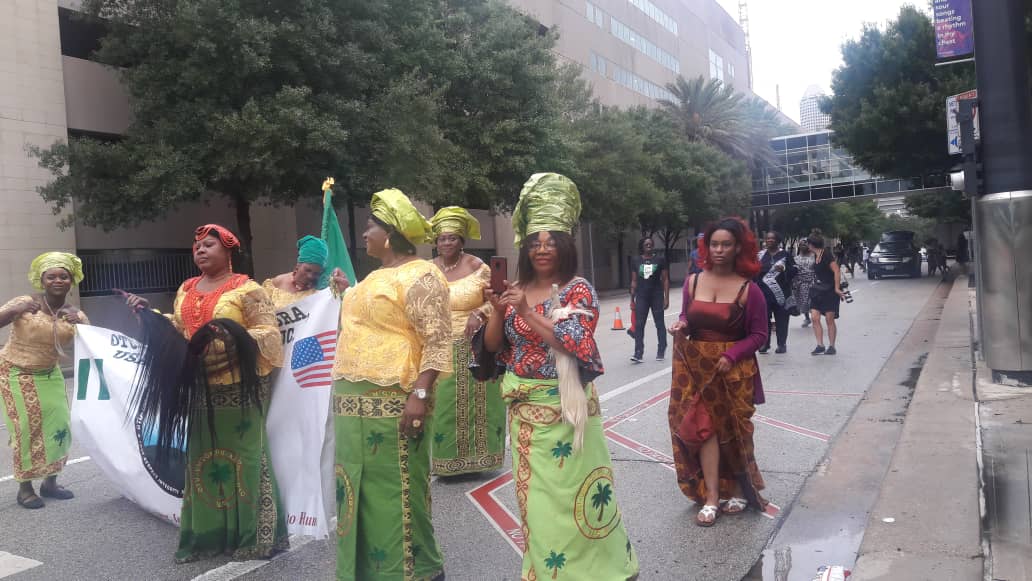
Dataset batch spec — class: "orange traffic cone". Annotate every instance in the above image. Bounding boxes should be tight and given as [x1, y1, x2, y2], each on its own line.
[612, 306, 626, 331]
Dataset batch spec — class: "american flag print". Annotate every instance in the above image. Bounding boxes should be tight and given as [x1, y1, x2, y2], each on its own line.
[290, 330, 337, 389]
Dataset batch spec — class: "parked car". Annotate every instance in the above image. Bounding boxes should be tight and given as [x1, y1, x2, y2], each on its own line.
[867, 231, 922, 279]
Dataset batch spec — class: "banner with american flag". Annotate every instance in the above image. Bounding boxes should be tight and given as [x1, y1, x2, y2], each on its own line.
[266, 288, 341, 538]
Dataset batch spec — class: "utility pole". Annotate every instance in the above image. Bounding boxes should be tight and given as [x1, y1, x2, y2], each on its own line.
[971, 0, 1032, 382]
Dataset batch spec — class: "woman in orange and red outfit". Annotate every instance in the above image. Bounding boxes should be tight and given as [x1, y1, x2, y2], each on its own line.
[667, 218, 769, 527]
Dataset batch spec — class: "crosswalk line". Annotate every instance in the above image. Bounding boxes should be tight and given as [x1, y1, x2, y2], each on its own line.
[0, 552, 42, 579]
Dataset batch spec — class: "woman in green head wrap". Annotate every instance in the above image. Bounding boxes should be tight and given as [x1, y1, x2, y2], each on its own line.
[262, 235, 339, 309]
[426, 207, 506, 477]
[332, 189, 451, 580]
[0, 252, 88, 509]
[483, 173, 639, 580]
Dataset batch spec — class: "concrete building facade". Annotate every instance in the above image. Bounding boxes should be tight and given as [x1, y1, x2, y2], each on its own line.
[799, 84, 832, 133]
[1, 0, 753, 336]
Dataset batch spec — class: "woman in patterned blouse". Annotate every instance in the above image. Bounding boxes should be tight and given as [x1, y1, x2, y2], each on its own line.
[483, 173, 638, 581]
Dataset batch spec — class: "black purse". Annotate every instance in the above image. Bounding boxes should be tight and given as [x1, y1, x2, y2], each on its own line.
[468, 325, 501, 382]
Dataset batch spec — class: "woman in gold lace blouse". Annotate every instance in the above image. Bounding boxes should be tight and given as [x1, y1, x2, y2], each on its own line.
[426, 207, 504, 477]
[332, 189, 452, 581]
[0, 252, 87, 509]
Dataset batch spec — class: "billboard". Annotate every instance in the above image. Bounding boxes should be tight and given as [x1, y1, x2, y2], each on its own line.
[934, 0, 974, 60]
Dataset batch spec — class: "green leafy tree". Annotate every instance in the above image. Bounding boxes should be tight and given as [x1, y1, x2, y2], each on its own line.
[551, 441, 573, 468]
[544, 550, 567, 579]
[366, 431, 385, 455]
[590, 482, 613, 521]
[903, 190, 971, 224]
[207, 461, 233, 499]
[30, 0, 585, 272]
[823, 6, 974, 181]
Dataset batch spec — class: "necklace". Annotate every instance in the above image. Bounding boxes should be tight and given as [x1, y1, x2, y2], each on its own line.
[441, 252, 464, 272]
[42, 296, 65, 319]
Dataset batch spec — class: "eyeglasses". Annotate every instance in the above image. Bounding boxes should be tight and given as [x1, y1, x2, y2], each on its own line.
[529, 240, 558, 251]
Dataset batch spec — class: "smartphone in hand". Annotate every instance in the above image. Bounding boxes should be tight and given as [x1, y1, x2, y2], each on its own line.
[489, 256, 507, 294]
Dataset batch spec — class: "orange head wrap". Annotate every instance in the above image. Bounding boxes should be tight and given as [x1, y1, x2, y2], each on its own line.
[194, 224, 241, 249]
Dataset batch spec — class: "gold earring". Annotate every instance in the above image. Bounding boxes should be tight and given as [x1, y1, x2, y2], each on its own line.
[384, 237, 391, 250]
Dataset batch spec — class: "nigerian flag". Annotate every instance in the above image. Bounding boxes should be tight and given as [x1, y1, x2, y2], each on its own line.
[321, 178, 357, 285]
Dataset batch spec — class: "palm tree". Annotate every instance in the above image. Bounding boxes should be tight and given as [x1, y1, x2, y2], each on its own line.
[369, 547, 387, 572]
[367, 431, 385, 455]
[551, 440, 573, 469]
[234, 418, 252, 438]
[336, 479, 346, 510]
[207, 461, 233, 499]
[434, 432, 445, 446]
[53, 428, 69, 447]
[591, 482, 613, 521]
[544, 550, 567, 579]
[659, 75, 785, 166]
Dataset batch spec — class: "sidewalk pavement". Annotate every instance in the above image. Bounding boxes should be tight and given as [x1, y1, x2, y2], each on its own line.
[852, 274, 1032, 581]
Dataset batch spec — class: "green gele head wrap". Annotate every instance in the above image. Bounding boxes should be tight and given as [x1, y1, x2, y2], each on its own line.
[512, 173, 582, 247]
[296, 235, 329, 267]
[370, 188, 433, 245]
[430, 206, 481, 241]
[29, 252, 84, 290]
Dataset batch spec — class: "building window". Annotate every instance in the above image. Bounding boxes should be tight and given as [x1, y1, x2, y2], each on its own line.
[728, 62, 735, 80]
[589, 52, 607, 77]
[586, 1, 605, 28]
[609, 63, 676, 102]
[628, 0, 678, 35]
[610, 17, 680, 73]
[709, 49, 724, 83]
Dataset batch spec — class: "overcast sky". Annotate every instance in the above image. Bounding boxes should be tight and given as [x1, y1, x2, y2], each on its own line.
[714, 0, 923, 123]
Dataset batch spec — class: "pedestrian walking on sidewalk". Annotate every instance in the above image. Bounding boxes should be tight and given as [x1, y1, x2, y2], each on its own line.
[756, 231, 795, 354]
[807, 233, 845, 355]
[667, 217, 769, 527]
[629, 236, 670, 363]
[0, 252, 88, 509]
[956, 232, 969, 275]
[793, 240, 816, 328]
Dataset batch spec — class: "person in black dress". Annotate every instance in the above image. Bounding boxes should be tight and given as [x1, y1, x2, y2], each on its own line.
[807, 233, 846, 355]
[630, 236, 670, 362]
[756, 231, 795, 354]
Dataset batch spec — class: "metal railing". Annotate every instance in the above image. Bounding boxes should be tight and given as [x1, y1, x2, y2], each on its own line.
[78, 249, 198, 297]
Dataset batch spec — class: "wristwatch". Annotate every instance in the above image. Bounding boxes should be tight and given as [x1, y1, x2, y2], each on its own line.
[413, 388, 428, 400]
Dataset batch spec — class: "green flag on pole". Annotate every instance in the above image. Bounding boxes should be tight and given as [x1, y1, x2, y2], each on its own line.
[321, 178, 357, 286]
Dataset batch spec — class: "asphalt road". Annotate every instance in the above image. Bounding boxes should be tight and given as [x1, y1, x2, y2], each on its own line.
[0, 269, 942, 581]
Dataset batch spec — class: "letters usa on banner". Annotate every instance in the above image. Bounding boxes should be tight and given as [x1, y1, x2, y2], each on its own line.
[71, 289, 339, 538]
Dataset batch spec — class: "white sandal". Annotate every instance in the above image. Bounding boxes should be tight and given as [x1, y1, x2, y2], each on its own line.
[696, 504, 719, 527]
[722, 497, 748, 514]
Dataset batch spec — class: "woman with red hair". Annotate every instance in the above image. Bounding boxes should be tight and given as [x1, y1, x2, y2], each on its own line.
[667, 217, 770, 527]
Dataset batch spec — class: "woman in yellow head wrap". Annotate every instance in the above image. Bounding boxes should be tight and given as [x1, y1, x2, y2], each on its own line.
[0, 252, 88, 509]
[483, 174, 639, 580]
[332, 189, 452, 580]
[425, 207, 505, 477]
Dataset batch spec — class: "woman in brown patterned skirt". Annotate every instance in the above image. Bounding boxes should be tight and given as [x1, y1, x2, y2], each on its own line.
[667, 218, 769, 527]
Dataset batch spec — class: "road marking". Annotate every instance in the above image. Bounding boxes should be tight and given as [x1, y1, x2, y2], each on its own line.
[754, 414, 831, 442]
[0, 456, 91, 483]
[599, 368, 671, 403]
[604, 430, 675, 471]
[764, 390, 861, 398]
[0, 552, 42, 579]
[189, 535, 315, 581]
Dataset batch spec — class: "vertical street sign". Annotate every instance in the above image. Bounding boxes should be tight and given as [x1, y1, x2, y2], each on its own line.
[947, 89, 979, 154]
[934, 0, 975, 60]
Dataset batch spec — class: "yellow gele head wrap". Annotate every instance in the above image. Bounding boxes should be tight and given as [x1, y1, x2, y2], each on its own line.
[430, 207, 481, 241]
[512, 173, 582, 247]
[370, 188, 433, 246]
[29, 252, 84, 290]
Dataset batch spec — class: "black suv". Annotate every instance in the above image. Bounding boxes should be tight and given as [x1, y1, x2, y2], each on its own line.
[867, 231, 922, 279]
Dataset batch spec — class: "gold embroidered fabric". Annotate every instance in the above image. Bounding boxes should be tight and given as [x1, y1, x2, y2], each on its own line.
[0, 296, 88, 371]
[170, 281, 284, 385]
[260, 279, 317, 310]
[333, 260, 453, 390]
[446, 264, 492, 339]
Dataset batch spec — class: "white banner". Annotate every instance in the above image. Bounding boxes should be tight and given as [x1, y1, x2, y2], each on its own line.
[71, 288, 340, 538]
